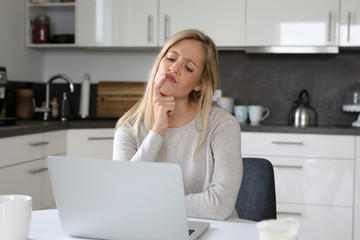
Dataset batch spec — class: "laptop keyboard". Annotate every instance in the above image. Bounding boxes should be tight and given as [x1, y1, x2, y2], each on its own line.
[189, 229, 195, 235]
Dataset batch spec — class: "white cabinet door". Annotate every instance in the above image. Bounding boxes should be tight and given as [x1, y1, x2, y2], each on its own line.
[340, 0, 360, 46]
[0, 160, 43, 210]
[278, 203, 353, 240]
[271, 156, 354, 206]
[159, 0, 245, 48]
[0, 133, 43, 168]
[246, 0, 339, 46]
[66, 129, 114, 159]
[76, 0, 158, 47]
[354, 137, 360, 240]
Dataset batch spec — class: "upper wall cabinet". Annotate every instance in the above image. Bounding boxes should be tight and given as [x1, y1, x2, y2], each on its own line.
[339, 0, 360, 46]
[246, 0, 339, 53]
[26, 1, 75, 47]
[158, 0, 245, 48]
[76, 0, 158, 47]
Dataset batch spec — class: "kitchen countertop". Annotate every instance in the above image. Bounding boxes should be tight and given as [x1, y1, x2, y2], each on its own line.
[0, 119, 118, 138]
[1, 119, 360, 138]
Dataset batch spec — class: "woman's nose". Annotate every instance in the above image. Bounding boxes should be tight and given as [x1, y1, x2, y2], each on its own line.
[170, 61, 180, 74]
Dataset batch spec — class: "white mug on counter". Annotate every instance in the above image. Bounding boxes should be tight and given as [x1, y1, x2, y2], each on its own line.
[0, 195, 32, 240]
[249, 105, 270, 125]
[217, 97, 234, 114]
[234, 105, 248, 124]
[257, 218, 300, 240]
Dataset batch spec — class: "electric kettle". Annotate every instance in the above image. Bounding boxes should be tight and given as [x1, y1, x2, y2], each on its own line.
[288, 89, 317, 127]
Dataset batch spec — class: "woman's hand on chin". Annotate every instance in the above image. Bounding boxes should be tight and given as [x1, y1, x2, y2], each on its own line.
[152, 74, 175, 136]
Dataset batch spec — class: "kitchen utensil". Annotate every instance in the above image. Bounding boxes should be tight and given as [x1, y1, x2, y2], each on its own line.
[217, 97, 234, 114]
[249, 105, 270, 125]
[15, 88, 35, 119]
[0, 195, 32, 240]
[97, 82, 144, 118]
[234, 105, 248, 124]
[288, 89, 317, 127]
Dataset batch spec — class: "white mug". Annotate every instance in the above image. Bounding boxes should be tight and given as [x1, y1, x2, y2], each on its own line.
[257, 218, 300, 240]
[217, 97, 234, 114]
[0, 195, 32, 240]
[234, 105, 248, 124]
[248, 105, 270, 125]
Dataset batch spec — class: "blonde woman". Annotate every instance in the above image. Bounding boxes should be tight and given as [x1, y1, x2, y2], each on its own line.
[113, 29, 242, 220]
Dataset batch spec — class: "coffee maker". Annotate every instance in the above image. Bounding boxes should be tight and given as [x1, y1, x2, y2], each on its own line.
[0, 66, 7, 113]
[0, 66, 15, 125]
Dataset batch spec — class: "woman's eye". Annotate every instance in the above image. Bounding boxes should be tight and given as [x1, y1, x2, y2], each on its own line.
[167, 57, 175, 62]
[186, 66, 194, 72]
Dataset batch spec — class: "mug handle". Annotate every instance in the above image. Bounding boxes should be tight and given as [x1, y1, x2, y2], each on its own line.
[260, 108, 270, 121]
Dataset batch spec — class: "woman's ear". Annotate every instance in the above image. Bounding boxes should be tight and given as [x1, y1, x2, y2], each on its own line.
[194, 85, 202, 91]
[194, 81, 203, 92]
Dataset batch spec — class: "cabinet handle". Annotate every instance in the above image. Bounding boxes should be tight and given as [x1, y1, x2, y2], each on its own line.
[148, 15, 153, 43]
[29, 141, 50, 147]
[328, 11, 333, 42]
[277, 211, 302, 216]
[29, 167, 48, 174]
[347, 12, 351, 42]
[273, 165, 303, 170]
[87, 137, 113, 141]
[271, 141, 304, 146]
[164, 14, 170, 42]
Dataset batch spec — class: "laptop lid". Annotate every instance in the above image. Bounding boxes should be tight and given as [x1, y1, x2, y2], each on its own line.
[47, 156, 209, 240]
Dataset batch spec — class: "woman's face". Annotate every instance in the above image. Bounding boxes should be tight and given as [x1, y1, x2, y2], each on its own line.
[155, 39, 206, 99]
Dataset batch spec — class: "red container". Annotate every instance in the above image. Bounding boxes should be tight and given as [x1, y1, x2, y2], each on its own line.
[33, 15, 51, 44]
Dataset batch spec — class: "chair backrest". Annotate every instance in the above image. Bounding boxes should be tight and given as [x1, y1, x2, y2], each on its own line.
[235, 157, 277, 222]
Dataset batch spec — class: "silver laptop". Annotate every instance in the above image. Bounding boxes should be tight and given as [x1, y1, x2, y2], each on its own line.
[47, 156, 210, 240]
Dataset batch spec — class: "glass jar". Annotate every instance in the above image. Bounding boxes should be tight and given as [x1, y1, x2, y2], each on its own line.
[33, 15, 51, 44]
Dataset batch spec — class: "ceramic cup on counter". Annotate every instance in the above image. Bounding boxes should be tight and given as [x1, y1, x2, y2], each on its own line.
[234, 105, 248, 124]
[249, 105, 270, 125]
[256, 218, 300, 240]
[0, 195, 32, 240]
[217, 97, 234, 114]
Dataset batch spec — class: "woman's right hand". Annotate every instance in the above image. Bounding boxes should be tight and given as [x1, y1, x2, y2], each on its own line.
[152, 74, 175, 136]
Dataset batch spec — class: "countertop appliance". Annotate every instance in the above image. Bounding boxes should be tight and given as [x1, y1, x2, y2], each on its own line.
[0, 67, 16, 126]
[288, 89, 317, 127]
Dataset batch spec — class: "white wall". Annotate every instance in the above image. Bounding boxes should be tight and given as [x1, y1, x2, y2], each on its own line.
[0, 0, 43, 82]
[43, 49, 158, 83]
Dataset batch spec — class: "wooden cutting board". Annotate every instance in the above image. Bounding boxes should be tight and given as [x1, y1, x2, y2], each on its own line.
[97, 81, 145, 118]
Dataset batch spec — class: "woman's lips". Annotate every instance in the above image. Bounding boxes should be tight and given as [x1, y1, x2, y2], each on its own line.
[164, 73, 176, 83]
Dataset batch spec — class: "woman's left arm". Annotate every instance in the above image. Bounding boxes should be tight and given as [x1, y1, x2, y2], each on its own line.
[185, 113, 242, 220]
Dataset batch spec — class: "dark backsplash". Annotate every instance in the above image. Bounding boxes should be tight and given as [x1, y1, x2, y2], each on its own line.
[4, 82, 99, 120]
[4, 50, 360, 125]
[218, 50, 360, 125]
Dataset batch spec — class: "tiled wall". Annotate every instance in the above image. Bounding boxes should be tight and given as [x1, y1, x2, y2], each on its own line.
[218, 50, 360, 126]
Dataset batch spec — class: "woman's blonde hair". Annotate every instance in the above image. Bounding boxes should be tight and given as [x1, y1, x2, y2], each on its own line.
[115, 29, 219, 157]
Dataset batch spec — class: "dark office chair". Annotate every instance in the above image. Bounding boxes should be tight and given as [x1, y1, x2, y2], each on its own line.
[235, 157, 277, 222]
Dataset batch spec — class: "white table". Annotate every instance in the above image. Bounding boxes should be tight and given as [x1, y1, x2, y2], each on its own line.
[28, 210, 311, 240]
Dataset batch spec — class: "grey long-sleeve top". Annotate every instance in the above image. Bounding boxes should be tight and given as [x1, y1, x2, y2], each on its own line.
[113, 107, 243, 220]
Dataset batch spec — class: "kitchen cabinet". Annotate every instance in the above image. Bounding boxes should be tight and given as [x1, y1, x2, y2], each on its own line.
[339, 0, 360, 46]
[0, 130, 66, 210]
[241, 132, 355, 240]
[158, 0, 245, 48]
[25, 0, 75, 47]
[246, 0, 339, 50]
[76, 0, 158, 47]
[354, 137, 360, 240]
[66, 129, 114, 159]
